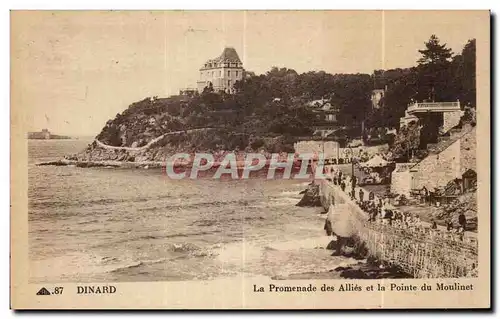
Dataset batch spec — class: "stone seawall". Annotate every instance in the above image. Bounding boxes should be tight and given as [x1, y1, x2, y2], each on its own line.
[319, 180, 478, 278]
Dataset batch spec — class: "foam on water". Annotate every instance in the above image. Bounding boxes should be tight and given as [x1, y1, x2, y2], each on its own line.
[30, 251, 139, 280]
[279, 190, 302, 197]
[213, 236, 360, 279]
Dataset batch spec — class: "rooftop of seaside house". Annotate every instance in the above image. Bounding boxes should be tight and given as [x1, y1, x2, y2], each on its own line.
[201, 47, 243, 69]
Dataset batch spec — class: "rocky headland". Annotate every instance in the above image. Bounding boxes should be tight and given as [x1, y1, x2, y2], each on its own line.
[49, 91, 306, 167]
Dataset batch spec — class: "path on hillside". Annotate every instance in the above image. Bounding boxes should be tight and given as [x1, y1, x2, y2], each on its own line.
[94, 127, 216, 152]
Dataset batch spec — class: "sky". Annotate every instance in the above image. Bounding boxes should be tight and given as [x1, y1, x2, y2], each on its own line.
[11, 10, 486, 136]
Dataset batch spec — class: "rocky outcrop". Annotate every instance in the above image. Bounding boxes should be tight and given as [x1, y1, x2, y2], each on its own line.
[37, 159, 162, 169]
[296, 183, 322, 207]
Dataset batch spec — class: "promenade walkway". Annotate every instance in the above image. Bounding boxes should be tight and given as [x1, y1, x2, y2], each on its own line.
[319, 178, 477, 278]
[321, 168, 477, 243]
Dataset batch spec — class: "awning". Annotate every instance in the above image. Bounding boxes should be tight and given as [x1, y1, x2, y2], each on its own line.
[361, 155, 392, 168]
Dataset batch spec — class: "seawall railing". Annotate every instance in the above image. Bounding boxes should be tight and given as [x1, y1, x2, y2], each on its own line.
[406, 101, 461, 114]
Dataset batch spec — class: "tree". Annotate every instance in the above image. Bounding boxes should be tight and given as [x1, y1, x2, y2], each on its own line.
[390, 122, 421, 162]
[417, 35, 453, 65]
[202, 82, 214, 94]
[455, 39, 476, 107]
[416, 35, 455, 102]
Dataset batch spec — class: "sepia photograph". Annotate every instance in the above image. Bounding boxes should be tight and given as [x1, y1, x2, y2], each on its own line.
[10, 9, 490, 309]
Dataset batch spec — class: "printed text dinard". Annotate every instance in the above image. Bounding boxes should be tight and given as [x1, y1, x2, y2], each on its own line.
[253, 282, 474, 292]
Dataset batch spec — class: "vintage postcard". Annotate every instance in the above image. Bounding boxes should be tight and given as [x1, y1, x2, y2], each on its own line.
[10, 10, 490, 309]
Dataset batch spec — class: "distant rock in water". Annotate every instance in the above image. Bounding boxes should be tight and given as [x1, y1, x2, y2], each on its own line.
[296, 182, 322, 207]
[28, 129, 71, 140]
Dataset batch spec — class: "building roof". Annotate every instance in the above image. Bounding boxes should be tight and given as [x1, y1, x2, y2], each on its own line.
[361, 154, 392, 168]
[207, 47, 242, 64]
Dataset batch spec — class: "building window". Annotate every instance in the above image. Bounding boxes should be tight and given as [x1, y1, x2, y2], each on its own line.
[236, 71, 238, 77]
[228, 80, 231, 87]
[228, 70, 231, 77]
[219, 70, 221, 77]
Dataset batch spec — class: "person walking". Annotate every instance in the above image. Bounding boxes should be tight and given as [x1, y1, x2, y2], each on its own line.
[431, 219, 438, 229]
[458, 212, 467, 231]
[369, 191, 374, 201]
[446, 219, 454, 231]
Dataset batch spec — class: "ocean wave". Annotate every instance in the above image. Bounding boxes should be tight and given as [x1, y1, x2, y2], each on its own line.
[107, 243, 221, 274]
[108, 257, 168, 274]
[297, 182, 313, 187]
[279, 190, 302, 197]
[77, 219, 99, 225]
[171, 242, 201, 252]
[266, 196, 300, 206]
[190, 216, 265, 227]
[137, 207, 162, 213]
[29, 196, 155, 210]
[265, 236, 331, 251]
[29, 191, 255, 213]
[90, 230, 222, 249]
[104, 215, 136, 222]
[160, 198, 254, 211]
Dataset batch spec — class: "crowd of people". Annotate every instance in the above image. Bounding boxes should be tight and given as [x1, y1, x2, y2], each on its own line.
[325, 167, 475, 246]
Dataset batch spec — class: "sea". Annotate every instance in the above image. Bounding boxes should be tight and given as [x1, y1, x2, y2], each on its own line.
[28, 139, 358, 283]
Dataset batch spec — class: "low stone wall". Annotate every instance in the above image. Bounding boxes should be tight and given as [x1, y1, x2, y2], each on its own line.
[293, 141, 340, 158]
[318, 180, 478, 278]
[443, 111, 464, 133]
[390, 163, 412, 197]
[410, 126, 476, 191]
